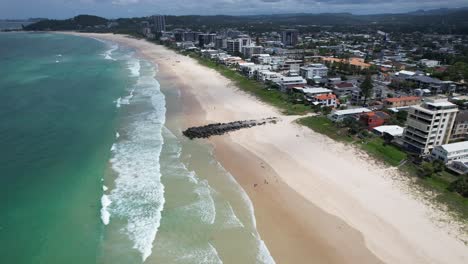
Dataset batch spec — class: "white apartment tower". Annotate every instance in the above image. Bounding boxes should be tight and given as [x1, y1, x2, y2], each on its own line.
[403, 98, 458, 155]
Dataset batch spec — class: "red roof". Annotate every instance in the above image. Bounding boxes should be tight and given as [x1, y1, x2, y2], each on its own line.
[315, 94, 337, 100]
[383, 96, 421, 103]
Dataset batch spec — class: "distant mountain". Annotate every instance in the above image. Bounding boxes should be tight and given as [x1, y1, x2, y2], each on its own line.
[23, 7, 468, 34]
[406, 7, 468, 16]
[24, 15, 107, 31]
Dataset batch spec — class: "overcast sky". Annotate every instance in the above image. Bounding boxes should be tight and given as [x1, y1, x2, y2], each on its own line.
[1, 0, 467, 19]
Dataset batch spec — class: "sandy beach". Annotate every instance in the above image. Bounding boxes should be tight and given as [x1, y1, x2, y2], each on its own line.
[67, 32, 468, 263]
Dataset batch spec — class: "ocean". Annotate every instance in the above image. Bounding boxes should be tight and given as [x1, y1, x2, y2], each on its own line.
[0, 32, 274, 264]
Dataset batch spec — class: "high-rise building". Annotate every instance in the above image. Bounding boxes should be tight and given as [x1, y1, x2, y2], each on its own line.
[226, 39, 242, 55]
[152, 15, 166, 33]
[403, 98, 458, 155]
[215, 37, 227, 49]
[281, 29, 299, 47]
[198, 34, 217, 47]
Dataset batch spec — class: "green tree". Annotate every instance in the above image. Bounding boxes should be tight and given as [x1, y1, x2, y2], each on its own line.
[418, 162, 434, 178]
[448, 176, 468, 197]
[433, 160, 445, 173]
[361, 75, 373, 106]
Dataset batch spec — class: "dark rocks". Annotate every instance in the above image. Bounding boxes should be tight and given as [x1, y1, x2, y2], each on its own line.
[183, 117, 279, 140]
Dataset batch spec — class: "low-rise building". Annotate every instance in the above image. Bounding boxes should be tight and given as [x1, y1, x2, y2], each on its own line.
[419, 59, 440, 68]
[383, 96, 422, 108]
[332, 82, 360, 98]
[257, 70, 281, 82]
[312, 94, 338, 108]
[328, 107, 372, 122]
[373, 125, 405, 137]
[277, 75, 307, 92]
[447, 159, 468, 175]
[359, 111, 390, 129]
[299, 63, 328, 79]
[431, 141, 468, 164]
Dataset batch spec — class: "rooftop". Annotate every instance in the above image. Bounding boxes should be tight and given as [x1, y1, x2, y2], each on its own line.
[373, 125, 405, 136]
[301, 87, 332, 94]
[332, 107, 371, 116]
[315, 94, 337, 100]
[384, 96, 421, 103]
[439, 141, 468, 153]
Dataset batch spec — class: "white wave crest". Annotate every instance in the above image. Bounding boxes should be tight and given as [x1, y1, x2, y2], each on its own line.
[103, 44, 118, 61]
[175, 243, 223, 264]
[128, 59, 141, 77]
[115, 97, 121, 108]
[100, 194, 112, 225]
[108, 61, 166, 261]
[103, 185, 108, 191]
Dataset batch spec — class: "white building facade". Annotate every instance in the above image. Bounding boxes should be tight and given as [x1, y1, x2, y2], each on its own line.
[431, 141, 468, 164]
[403, 98, 459, 155]
[299, 63, 328, 79]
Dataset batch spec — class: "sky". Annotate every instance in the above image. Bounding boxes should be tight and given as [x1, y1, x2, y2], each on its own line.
[1, 0, 467, 19]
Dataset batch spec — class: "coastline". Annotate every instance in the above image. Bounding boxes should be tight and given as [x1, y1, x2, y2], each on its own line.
[63, 32, 468, 263]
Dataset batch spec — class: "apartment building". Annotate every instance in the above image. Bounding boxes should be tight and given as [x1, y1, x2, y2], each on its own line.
[299, 63, 328, 79]
[403, 98, 459, 155]
[451, 110, 468, 142]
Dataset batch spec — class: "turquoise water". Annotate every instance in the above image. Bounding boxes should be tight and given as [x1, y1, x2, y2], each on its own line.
[0, 32, 128, 263]
[0, 32, 274, 264]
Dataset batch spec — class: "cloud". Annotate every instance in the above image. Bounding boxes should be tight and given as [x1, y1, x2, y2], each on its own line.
[1, 0, 467, 18]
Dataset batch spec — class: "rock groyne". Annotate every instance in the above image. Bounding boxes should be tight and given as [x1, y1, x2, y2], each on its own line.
[183, 117, 279, 139]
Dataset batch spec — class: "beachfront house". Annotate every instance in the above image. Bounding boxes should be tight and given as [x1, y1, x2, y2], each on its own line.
[277, 75, 307, 92]
[372, 125, 405, 138]
[383, 96, 422, 108]
[311, 93, 338, 108]
[328, 107, 372, 122]
[359, 111, 390, 130]
[431, 141, 468, 164]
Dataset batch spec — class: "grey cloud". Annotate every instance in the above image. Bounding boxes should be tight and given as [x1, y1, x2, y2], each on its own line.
[0, 0, 467, 18]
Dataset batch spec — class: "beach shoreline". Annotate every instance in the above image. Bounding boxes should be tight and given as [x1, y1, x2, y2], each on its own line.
[62, 32, 468, 264]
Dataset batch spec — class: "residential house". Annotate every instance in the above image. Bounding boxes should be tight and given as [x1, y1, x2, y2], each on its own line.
[447, 159, 468, 175]
[419, 59, 440, 68]
[277, 75, 307, 92]
[311, 93, 338, 108]
[359, 111, 390, 129]
[257, 70, 281, 82]
[383, 96, 422, 108]
[431, 141, 468, 164]
[332, 82, 360, 98]
[328, 107, 372, 122]
[373, 125, 405, 137]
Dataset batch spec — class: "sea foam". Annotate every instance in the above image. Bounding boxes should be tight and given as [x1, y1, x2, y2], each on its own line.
[103, 44, 118, 61]
[100, 194, 112, 225]
[128, 59, 141, 77]
[108, 61, 166, 261]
